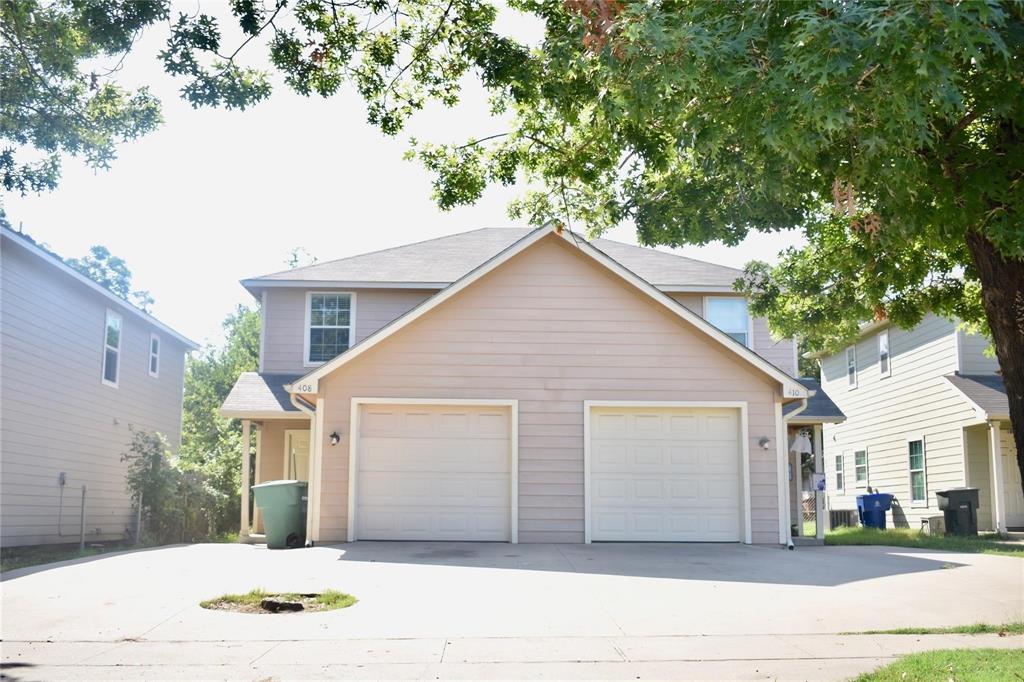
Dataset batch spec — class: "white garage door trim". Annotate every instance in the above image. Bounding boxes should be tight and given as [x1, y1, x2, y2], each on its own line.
[347, 397, 519, 543]
[583, 400, 752, 544]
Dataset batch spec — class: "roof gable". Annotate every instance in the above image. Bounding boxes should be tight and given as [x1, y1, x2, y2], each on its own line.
[288, 225, 807, 399]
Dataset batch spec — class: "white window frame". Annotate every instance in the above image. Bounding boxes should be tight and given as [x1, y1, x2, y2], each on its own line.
[846, 345, 857, 388]
[148, 333, 160, 378]
[907, 434, 928, 507]
[101, 309, 122, 388]
[703, 296, 754, 349]
[834, 452, 845, 492]
[303, 291, 356, 367]
[878, 329, 891, 378]
[854, 448, 869, 486]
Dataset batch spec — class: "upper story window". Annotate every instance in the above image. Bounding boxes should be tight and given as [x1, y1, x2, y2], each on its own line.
[878, 329, 891, 377]
[908, 437, 927, 504]
[846, 346, 857, 387]
[149, 333, 160, 378]
[102, 310, 122, 387]
[705, 297, 751, 348]
[305, 292, 354, 365]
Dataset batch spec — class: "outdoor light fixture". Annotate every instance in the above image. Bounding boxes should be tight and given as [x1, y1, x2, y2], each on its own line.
[329, 432, 340, 446]
[758, 436, 771, 450]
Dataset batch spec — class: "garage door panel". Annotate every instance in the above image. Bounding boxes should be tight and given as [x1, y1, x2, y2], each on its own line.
[356, 403, 512, 541]
[590, 406, 743, 542]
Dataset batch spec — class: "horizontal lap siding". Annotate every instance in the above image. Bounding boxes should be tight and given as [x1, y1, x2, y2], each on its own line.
[261, 288, 432, 374]
[1, 242, 188, 546]
[821, 315, 973, 528]
[318, 236, 782, 544]
[958, 329, 1000, 375]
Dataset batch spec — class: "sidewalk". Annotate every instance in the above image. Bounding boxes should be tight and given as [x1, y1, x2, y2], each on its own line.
[3, 633, 1021, 680]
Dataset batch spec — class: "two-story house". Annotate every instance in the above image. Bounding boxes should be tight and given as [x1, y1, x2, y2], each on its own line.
[816, 313, 1022, 533]
[1, 226, 198, 547]
[222, 225, 843, 546]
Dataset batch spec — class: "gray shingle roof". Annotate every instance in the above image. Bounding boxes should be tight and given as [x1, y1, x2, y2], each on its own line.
[783, 378, 845, 422]
[220, 372, 301, 416]
[945, 373, 1009, 420]
[244, 227, 743, 289]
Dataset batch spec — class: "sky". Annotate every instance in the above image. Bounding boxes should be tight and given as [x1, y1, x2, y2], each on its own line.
[4, 2, 805, 347]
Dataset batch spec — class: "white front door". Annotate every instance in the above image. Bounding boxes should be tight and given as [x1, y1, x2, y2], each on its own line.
[356, 403, 512, 541]
[284, 430, 310, 481]
[589, 406, 743, 542]
[1002, 432, 1024, 527]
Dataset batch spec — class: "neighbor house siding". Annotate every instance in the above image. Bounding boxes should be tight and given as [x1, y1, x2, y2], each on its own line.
[958, 329, 999, 375]
[1, 239, 188, 547]
[315, 235, 784, 544]
[821, 316, 974, 528]
[964, 424, 993, 531]
[261, 288, 432, 374]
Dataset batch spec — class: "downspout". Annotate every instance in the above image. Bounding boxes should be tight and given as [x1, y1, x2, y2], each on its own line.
[290, 394, 318, 546]
[781, 396, 810, 550]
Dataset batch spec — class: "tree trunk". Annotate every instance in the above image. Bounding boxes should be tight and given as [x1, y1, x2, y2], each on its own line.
[966, 231, 1024, 507]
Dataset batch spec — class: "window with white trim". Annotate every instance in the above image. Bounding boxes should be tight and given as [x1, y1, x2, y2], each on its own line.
[102, 310, 122, 387]
[878, 330, 891, 377]
[149, 333, 160, 378]
[306, 293, 352, 364]
[705, 297, 751, 347]
[908, 438, 927, 503]
[835, 453, 845, 492]
[846, 346, 857, 387]
[854, 449, 868, 485]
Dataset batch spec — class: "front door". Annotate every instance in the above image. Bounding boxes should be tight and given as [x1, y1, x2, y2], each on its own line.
[284, 430, 310, 481]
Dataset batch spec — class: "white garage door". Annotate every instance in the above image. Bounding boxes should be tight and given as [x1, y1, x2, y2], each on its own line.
[589, 406, 743, 542]
[356, 403, 512, 541]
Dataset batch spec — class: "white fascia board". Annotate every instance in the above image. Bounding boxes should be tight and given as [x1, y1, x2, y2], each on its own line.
[3, 228, 200, 350]
[219, 409, 310, 420]
[241, 279, 449, 290]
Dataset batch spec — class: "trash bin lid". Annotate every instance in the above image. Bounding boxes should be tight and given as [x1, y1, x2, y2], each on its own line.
[252, 479, 309, 490]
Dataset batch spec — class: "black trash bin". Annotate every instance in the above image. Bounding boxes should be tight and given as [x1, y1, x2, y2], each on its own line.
[935, 488, 979, 536]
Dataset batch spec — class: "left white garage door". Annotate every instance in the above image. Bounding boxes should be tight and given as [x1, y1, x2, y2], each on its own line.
[356, 403, 512, 541]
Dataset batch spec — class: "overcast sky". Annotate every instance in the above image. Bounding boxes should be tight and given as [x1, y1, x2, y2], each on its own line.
[4, 2, 805, 346]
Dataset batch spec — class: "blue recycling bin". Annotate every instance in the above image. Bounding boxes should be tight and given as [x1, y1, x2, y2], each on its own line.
[856, 493, 894, 529]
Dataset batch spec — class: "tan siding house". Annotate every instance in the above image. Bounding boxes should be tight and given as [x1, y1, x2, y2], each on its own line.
[1, 228, 197, 547]
[223, 226, 827, 546]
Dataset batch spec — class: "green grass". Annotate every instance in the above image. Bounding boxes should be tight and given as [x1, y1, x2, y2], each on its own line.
[0, 543, 134, 573]
[848, 622, 1024, 635]
[200, 588, 357, 612]
[853, 649, 1024, 681]
[825, 526, 1024, 558]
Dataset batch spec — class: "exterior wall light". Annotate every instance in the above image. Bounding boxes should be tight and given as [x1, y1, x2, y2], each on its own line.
[329, 432, 340, 446]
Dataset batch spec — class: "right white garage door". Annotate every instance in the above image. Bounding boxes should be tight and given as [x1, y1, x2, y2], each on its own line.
[589, 406, 743, 542]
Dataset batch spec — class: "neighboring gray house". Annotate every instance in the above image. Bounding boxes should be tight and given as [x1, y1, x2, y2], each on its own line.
[223, 225, 842, 546]
[1, 227, 198, 547]
[816, 313, 1022, 532]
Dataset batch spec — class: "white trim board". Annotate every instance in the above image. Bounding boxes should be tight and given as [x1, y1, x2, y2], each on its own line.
[347, 398, 519, 543]
[583, 400, 753, 545]
[290, 225, 808, 399]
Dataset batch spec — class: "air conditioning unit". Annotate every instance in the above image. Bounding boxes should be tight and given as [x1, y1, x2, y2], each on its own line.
[921, 515, 945, 536]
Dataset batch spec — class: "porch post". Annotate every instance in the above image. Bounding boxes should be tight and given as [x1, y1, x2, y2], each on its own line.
[240, 419, 251, 539]
[791, 450, 800, 537]
[814, 424, 826, 539]
[989, 421, 1007, 534]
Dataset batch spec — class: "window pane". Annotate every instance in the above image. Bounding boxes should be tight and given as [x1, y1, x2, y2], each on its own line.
[835, 455, 843, 471]
[911, 471, 926, 501]
[706, 298, 748, 336]
[909, 440, 924, 470]
[150, 356, 158, 373]
[104, 349, 118, 382]
[151, 337, 159, 354]
[836, 472, 843, 489]
[727, 332, 747, 345]
[106, 316, 120, 347]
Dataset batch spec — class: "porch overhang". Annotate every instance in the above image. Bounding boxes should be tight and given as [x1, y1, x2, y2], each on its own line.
[220, 372, 307, 421]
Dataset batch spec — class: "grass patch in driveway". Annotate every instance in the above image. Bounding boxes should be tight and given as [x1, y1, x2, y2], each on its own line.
[846, 622, 1024, 635]
[853, 649, 1024, 681]
[825, 527, 1024, 558]
[201, 588, 356, 614]
[1, 543, 138, 572]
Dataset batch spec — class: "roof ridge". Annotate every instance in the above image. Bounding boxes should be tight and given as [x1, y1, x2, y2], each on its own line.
[249, 227, 526, 280]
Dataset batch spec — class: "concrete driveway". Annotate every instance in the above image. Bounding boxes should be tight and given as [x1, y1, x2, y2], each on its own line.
[2, 542, 1021, 680]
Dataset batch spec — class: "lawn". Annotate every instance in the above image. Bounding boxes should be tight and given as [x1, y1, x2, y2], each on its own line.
[825, 526, 1024, 558]
[849, 622, 1024, 635]
[854, 649, 1024, 681]
[0, 543, 128, 573]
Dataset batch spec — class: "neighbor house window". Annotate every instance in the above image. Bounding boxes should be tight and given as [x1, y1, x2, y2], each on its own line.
[149, 333, 160, 378]
[705, 297, 751, 347]
[846, 346, 857, 387]
[835, 453, 845, 492]
[305, 293, 353, 364]
[855, 449, 868, 485]
[102, 310, 122, 387]
[878, 330, 891, 377]
[908, 438, 927, 504]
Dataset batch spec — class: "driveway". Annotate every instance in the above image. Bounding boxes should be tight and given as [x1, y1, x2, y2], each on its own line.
[2, 542, 1021, 680]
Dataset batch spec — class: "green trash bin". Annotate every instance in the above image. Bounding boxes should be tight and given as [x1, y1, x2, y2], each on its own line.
[252, 480, 308, 549]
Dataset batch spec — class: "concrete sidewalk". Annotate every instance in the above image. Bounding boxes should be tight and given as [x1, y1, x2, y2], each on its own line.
[3, 633, 1021, 680]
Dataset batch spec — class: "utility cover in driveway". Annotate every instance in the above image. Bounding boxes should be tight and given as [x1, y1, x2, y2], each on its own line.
[356, 403, 512, 541]
[590, 406, 742, 541]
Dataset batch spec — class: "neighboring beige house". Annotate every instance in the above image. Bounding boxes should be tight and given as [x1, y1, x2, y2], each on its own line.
[223, 225, 843, 545]
[1, 227, 198, 547]
[816, 313, 1023, 532]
